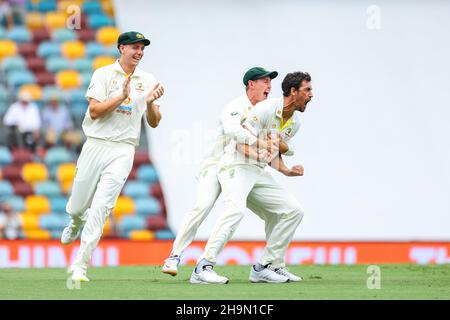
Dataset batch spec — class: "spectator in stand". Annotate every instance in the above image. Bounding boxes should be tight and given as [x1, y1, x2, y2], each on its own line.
[0, 0, 14, 29]
[8, 0, 26, 25]
[0, 201, 22, 240]
[3, 91, 41, 152]
[41, 95, 81, 149]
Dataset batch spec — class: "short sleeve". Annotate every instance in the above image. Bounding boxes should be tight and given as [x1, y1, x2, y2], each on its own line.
[85, 68, 107, 102]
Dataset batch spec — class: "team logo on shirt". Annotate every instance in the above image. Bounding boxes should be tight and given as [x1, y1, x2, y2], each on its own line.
[285, 128, 292, 137]
[253, 116, 258, 122]
[272, 124, 277, 129]
[229, 169, 235, 178]
[135, 82, 144, 91]
[231, 111, 238, 116]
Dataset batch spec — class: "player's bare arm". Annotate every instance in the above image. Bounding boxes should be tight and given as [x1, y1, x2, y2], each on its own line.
[88, 76, 132, 120]
[269, 154, 304, 176]
[146, 83, 164, 128]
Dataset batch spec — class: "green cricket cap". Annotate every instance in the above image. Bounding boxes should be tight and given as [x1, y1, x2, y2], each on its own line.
[117, 31, 151, 47]
[243, 67, 278, 86]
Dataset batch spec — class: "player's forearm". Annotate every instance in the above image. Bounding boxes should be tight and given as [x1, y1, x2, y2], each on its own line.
[89, 96, 125, 120]
[269, 155, 289, 174]
[236, 143, 260, 161]
[146, 102, 161, 128]
[278, 140, 289, 154]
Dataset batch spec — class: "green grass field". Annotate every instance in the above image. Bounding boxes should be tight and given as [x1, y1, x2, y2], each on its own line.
[0, 264, 449, 300]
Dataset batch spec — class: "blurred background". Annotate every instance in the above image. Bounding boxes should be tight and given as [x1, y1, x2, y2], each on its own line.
[0, 0, 449, 268]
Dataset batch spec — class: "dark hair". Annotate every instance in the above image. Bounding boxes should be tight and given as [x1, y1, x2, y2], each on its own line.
[282, 72, 311, 97]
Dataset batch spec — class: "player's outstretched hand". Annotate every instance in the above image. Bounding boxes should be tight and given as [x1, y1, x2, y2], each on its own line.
[147, 83, 164, 104]
[284, 164, 304, 176]
[122, 75, 131, 100]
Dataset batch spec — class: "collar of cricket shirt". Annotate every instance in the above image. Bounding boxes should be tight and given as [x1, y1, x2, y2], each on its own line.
[113, 60, 143, 79]
[275, 98, 297, 130]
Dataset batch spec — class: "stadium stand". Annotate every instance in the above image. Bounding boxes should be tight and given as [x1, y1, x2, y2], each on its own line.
[0, 0, 171, 241]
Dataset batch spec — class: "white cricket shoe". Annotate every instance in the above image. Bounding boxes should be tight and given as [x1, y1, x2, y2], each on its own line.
[190, 266, 229, 284]
[70, 266, 90, 282]
[249, 265, 290, 283]
[162, 256, 180, 276]
[61, 219, 81, 245]
[270, 266, 303, 282]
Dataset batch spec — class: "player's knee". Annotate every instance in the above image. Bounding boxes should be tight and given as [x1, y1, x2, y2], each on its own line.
[289, 205, 304, 222]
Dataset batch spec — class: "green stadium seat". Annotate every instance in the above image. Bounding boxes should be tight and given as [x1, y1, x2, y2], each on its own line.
[72, 58, 93, 73]
[34, 181, 62, 197]
[7, 70, 36, 89]
[122, 181, 149, 198]
[134, 197, 161, 216]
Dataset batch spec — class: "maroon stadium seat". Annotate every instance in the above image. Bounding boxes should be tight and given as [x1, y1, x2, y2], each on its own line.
[12, 181, 34, 197]
[150, 183, 163, 197]
[77, 28, 96, 42]
[1, 164, 23, 182]
[12, 148, 34, 164]
[18, 42, 38, 58]
[133, 151, 152, 167]
[26, 56, 47, 73]
[36, 71, 55, 86]
[32, 28, 51, 44]
[146, 215, 168, 231]
[128, 166, 137, 180]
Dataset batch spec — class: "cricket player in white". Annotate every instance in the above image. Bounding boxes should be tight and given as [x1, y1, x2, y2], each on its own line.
[191, 72, 313, 284]
[61, 31, 164, 282]
[162, 67, 281, 276]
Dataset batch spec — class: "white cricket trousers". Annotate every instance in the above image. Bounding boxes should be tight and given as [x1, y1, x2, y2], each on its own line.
[170, 167, 221, 256]
[170, 167, 279, 257]
[201, 165, 304, 268]
[66, 137, 135, 271]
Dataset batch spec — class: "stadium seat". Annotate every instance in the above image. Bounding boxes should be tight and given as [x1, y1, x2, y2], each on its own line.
[101, 0, 115, 17]
[56, 163, 76, 183]
[0, 146, 12, 165]
[2, 165, 23, 182]
[25, 195, 51, 215]
[45, 12, 67, 30]
[7, 26, 32, 43]
[52, 28, 77, 42]
[66, 88, 87, 104]
[50, 229, 62, 239]
[155, 229, 175, 240]
[92, 55, 115, 70]
[113, 196, 135, 219]
[20, 213, 40, 230]
[56, 70, 81, 89]
[60, 180, 73, 195]
[83, 1, 104, 15]
[7, 196, 25, 212]
[18, 42, 38, 58]
[85, 41, 106, 57]
[96, 26, 120, 46]
[36, 71, 55, 86]
[61, 40, 85, 59]
[118, 215, 146, 234]
[13, 181, 34, 197]
[128, 230, 154, 240]
[1, 56, 27, 74]
[0, 180, 14, 197]
[42, 85, 61, 102]
[22, 162, 49, 184]
[25, 12, 44, 31]
[57, 0, 83, 13]
[37, 0, 57, 13]
[122, 181, 149, 198]
[136, 165, 158, 183]
[45, 147, 73, 166]
[127, 167, 137, 180]
[32, 28, 51, 43]
[12, 148, 34, 164]
[0, 40, 18, 60]
[103, 45, 120, 58]
[23, 229, 51, 240]
[146, 215, 168, 231]
[134, 197, 161, 216]
[7, 70, 36, 90]
[0, 26, 6, 39]
[79, 71, 92, 88]
[46, 56, 71, 73]
[19, 84, 43, 101]
[77, 28, 96, 43]
[150, 183, 163, 198]
[37, 41, 61, 58]
[133, 151, 151, 166]
[49, 196, 68, 214]
[34, 181, 62, 197]
[71, 103, 88, 119]
[26, 56, 47, 73]
[39, 214, 68, 231]
[88, 13, 114, 29]
[72, 58, 92, 73]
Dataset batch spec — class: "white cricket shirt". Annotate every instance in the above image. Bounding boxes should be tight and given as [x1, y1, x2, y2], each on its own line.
[198, 94, 258, 173]
[83, 60, 158, 146]
[219, 97, 301, 170]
